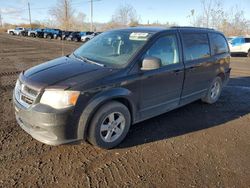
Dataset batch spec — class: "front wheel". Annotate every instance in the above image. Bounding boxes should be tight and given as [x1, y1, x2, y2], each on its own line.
[202, 76, 222, 104]
[87, 101, 131, 149]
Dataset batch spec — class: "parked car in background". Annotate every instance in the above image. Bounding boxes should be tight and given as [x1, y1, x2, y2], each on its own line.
[43, 29, 61, 39]
[81, 32, 101, 42]
[20, 28, 31, 37]
[61, 31, 73, 40]
[227, 36, 236, 43]
[7, 27, 25, 35]
[35, 29, 45, 38]
[53, 30, 64, 40]
[28, 28, 42, 37]
[66, 32, 83, 42]
[229, 36, 250, 57]
[13, 27, 231, 149]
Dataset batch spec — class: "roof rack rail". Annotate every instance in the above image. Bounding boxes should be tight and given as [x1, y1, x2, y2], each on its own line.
[170, 26, 214, 30]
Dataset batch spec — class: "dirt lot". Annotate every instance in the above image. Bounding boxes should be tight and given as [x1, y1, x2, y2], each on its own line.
[0, 33, 250, 187]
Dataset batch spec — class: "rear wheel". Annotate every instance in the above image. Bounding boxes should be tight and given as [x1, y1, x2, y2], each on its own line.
[10, 31, 14, 35]
[87, 101, 131, 149]
[202, 76, 222, 104]
[247, 50, 250, 57]
[73, 37, 78, 42]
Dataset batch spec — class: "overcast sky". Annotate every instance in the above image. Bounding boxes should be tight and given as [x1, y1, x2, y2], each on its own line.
[0, 0, 250, 25]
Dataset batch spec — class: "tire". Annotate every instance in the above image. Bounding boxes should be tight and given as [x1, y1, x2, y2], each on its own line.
[46, 34, 52, 39]
[10, 31, 14, 35]
[247, 50, 250, 57]
[73, 38, 78, 42]
[202, 76, 223, 104]
[85, 38, 90, 42]
[87, 101, 131, 149]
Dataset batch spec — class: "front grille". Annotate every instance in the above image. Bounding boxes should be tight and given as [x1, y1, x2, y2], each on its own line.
[21, 95, 33, 105]
[15, 80, 39, 108]
[23, 85, 38, 97]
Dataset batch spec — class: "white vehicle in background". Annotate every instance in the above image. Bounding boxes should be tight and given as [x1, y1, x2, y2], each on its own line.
[229, 36, 250, 57]
[227, 36, 236, 43]
[81, 32, 101, 42]
[7, 27, 25, 35]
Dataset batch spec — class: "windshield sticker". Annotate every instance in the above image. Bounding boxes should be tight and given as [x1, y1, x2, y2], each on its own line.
[129, 32, 149, 41]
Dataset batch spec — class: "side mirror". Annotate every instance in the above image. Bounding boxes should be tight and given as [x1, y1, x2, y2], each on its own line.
[141, 56, 161, 71]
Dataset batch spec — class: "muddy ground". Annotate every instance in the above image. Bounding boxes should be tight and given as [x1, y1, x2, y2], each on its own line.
[0, 34, 250, 188]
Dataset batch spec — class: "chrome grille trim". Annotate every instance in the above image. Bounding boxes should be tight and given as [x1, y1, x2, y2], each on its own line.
[15, 80, 39, 108]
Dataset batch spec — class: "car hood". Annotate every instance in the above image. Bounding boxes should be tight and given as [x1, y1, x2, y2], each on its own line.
[22, 56, 112, 89]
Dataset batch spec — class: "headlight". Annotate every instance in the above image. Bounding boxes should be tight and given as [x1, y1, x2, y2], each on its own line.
[40, 90, 80, 109]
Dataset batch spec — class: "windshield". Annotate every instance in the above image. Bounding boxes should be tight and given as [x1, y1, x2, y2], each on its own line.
[73, 30, 151, 68]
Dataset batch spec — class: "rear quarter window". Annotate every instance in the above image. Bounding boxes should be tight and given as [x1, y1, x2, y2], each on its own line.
[209, 33, 229, 55]
[245, 38, 250, 43]
[182, 33, 210, 61]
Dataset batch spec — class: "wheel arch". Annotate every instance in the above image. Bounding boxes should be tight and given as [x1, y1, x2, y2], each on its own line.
[77, 88, 136, 141]
[217, 72, 225, 82]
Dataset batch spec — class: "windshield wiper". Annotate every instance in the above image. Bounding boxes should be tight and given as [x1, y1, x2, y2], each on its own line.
[72, 53, 104, 67]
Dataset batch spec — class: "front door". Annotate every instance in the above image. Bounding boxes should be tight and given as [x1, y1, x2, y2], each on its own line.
[139, 33, 184, 120]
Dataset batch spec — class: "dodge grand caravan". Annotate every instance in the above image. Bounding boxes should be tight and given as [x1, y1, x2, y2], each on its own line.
[13, 27, 231, 149]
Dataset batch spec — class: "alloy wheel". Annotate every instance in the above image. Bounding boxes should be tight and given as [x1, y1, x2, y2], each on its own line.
[100, 112, 126, 143]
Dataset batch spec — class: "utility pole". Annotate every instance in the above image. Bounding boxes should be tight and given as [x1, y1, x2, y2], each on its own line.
[89, 0, 101, 31]
[90, 0, 93, 31]
[0, 10, 3, 28]
[65, 0, 68, 30]
[28, 2, 32, 28]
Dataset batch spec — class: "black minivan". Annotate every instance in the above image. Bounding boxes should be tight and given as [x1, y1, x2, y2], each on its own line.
[13, 27, 231, 149]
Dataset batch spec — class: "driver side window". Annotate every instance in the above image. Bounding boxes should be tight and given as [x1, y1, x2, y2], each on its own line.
[145, 35, 179, 66]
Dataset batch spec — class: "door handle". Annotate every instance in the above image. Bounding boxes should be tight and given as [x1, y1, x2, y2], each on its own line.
[187, 66, 196, 71]
[173, 69, 183, 75]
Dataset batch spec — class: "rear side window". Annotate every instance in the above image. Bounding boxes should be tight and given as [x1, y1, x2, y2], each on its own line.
[182, 33, 210, 61]
[210, 33, 229, 55]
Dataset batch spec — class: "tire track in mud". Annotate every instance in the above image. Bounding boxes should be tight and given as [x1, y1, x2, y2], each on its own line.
[0, 71, 21, 89]
[81, 148, 153, 187]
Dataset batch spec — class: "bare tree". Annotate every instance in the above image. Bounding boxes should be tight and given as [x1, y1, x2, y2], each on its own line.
[188, 0, 250, 36]
[74, 12, 88, 30]
[187, 9, 203, 27]
[228, 6, 249, 35]
[49, 0, 74, 30]
[198, 0, 225, 28]
[111, 4, 140, 27]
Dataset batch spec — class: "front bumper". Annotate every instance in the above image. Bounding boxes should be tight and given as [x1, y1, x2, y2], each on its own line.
[13, 95, 80, 145]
